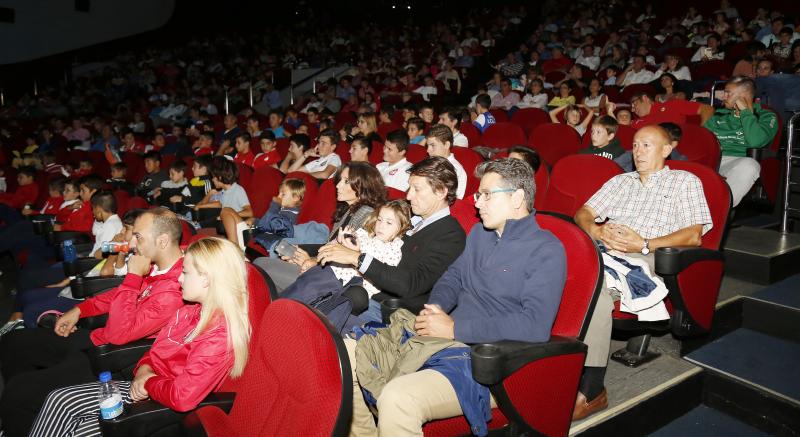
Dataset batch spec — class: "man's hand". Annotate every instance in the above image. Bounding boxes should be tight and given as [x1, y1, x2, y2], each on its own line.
[152, 188, 161, 199]
[130, 365, 156, 402]
[600, 223, 646, 253]
[415, 304, 455, 339]
[169, 195, 182, 203]
[111, 231, 125, 243]
[127, 254, 152, 276]
[52, 223, 62, 231]
[55, 307, 81, 337]
[317, 243, 360, 267]
[336, 228, 360, 251]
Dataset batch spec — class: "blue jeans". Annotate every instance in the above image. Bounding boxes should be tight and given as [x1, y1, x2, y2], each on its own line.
[359, 299, 383, 324]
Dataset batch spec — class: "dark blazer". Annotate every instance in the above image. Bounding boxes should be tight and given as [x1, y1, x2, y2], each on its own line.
[366, 215, 466, 312]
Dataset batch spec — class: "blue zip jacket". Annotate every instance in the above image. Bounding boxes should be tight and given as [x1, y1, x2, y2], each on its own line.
[429, 212, 566, 344]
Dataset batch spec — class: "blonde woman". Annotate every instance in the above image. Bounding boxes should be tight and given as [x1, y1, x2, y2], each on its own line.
[354, 112, 383, 144]
[29, 237, 251, 437]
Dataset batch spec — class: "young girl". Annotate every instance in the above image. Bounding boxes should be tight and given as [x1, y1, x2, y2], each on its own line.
[517, 79, 549, 109]
[283, 200, 411, 324]
[29, 237, 251, 437]
[330, 200, 411, 321]
[549, 104, 594, 136]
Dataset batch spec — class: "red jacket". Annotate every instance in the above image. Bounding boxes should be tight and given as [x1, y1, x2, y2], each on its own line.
[137, 304, 233, 412]
[77, 258, 184, 346]
[55, 200, 80, 223]
[40, 196, 63, 215]
[252, 149, 281, 170]
[60, 202, 94, 232]
[0, 184, 38, 209]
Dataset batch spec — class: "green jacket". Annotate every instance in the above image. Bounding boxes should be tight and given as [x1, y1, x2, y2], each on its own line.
[704, 103, 778, 157]
[355, 309, 465, 399]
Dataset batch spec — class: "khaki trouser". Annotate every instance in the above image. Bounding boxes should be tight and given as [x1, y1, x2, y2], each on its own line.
[582, 252, 656, 367]
[345, 338, 497, 437]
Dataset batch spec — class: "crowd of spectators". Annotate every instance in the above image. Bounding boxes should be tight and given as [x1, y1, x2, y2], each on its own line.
[0, 0, 795, 435]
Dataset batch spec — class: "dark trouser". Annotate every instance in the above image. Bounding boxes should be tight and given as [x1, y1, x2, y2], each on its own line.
[0, 328, 93, 382]
[1, 351, 96, 437]
[17, 262, 65, 291]
[15, 286, 80, 327]
[0, 205, 23, 229]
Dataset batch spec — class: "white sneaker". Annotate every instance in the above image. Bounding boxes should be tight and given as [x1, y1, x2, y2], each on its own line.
[0, 320, 24, 337]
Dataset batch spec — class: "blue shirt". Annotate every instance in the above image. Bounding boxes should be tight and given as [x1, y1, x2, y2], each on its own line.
[472, 112, 496, 134]
[89, 137, 119, 152]
[429, 213, 566, 344]
[269, 126, 286, 139]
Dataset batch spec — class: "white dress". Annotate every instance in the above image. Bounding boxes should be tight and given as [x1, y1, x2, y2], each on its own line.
[330, 229, 404, 297]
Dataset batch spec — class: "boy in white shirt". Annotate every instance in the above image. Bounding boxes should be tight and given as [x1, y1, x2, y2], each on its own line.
[376, 130, 413, 192]
[425, 124, 467, 199]
[89, 191, 123, 259]
[438, 108, 469, 147]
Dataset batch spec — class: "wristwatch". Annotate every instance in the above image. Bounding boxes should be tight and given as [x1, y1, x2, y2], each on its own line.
[641, 239, 650, 255]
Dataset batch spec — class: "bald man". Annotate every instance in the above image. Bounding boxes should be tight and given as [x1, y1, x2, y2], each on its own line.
[571, 126, 714, 420]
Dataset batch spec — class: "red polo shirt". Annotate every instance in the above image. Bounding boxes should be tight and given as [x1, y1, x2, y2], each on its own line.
[234, 150, 256, 168]
[631, 100, 701, 129]
[252, 150, 281, 170]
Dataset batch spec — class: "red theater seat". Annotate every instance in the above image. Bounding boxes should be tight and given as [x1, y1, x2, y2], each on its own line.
[528, 123, 583, 167]
[510, 108, 550, 135]
[539, 154, 624, 217]
[676, 124, 722, 170]
[182, 300, 351, 437]
[481, 122, 527, 149]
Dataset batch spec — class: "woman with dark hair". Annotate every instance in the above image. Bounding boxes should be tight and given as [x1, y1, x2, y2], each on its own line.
[254, 161, 387, 291]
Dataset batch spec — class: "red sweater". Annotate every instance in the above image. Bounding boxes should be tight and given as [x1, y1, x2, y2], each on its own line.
[77, 258, 184, 346]
[0, 184, 38, 209]
[40, 196, 63, 215]
[60, 202, 94, 232]
[136, 304, 233, 412]
[253, 150, 281, 170]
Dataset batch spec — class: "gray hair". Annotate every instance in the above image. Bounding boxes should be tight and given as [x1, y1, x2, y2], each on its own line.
[728, 76, 756, 97]
[475, 158, 536, 212]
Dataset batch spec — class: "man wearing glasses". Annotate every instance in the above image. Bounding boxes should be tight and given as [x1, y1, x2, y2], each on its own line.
[339, 158, 567, 436]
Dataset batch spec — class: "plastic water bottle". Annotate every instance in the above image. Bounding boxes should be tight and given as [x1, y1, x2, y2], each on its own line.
[62, 240, 77, 263]
[98, 371, 124, 420]
[101, 241, 130, 254]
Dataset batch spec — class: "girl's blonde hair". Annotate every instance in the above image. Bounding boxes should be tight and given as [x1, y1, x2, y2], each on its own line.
[363, 200, 412, 240]
[184, 237, 251, 378]
[358, 113, 378, 135]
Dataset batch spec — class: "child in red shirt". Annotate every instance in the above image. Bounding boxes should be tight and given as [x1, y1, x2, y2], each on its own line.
[253, 131, 281, 170]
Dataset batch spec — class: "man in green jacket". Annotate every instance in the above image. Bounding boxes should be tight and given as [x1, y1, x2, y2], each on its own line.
[704, 76, 778, 206]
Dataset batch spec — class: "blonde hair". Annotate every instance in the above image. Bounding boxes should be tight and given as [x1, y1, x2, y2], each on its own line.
[280, 178, 306, 202]
[358, 113, 378, 135]
[363, 200, 412, 240]
[184, 237, 251, 378]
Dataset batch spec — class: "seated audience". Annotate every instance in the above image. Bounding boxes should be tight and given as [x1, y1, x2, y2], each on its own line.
[471, 94, 496, 133]
[550, 104, 594, 136]
[197, 158, 252, 243]
[349, 137, 372, 163]
[28, 237, 250, 437]
[439, 108, 469, 147]
[407, 117, 427, 146]
[0, 208, 186, 436]
[253, 130, 282, 170]
[579, 115, 626, 162]
[292, 130, 342, 179]
[136, 152, 169, 198]
[278, 133, 313, 174]
[233, 132, 257, 168]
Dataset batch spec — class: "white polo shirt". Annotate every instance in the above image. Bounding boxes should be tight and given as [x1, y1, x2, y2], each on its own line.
[377, 158, 412, 192]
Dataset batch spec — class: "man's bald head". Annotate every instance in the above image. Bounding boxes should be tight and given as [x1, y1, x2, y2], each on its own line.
[632, 125, 674, 175]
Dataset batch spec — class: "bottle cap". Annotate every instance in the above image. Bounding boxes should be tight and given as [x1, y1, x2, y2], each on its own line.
[99, 371, 112, 383]
[64, 239, 73, 246]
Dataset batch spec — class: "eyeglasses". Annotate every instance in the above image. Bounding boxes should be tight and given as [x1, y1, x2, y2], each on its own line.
[473, 188, 516, 203]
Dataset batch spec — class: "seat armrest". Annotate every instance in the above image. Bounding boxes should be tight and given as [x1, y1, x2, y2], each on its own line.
[98, 393, 236, 437]
[70, 276, 124, 299]
[379, 298, 424, 323]
[654, 247, 723, 276]
[49, 231, 92, 246]
[470, 336, 587, 386]
[74, 242, 94, 258]
[29, 214, 55, 235]
[88, 338, 155, 376]
[63, 257, 100, 277]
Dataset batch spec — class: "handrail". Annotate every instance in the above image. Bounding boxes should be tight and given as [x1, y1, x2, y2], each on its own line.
[709, 80, 727, 107]
[781, 111, 800, 234]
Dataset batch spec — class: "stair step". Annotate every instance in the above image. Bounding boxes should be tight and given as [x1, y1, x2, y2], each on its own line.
[648, 405, 770, 437]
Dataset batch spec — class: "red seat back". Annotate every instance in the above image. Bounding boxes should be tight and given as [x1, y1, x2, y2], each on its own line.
[676, 124, 722, 170]
[664, 160, 730, 250]
[369, 141, 384, 166]
[460, 123, 482, 148]
[540, 154, 623, 217]
[249, 166, 285, 218]
[481, 122, 527, 149]
[300, 178, 337, 229]
[195, 300, 350, 436]
[529, 123, 582, 167]
[533, 164, 549, 211]
[236, 163, 254, 193]
[620, 84, 657, 104]
[488, 109, 508, 123]
[286, 172, 321, 225]
[510, 108, 550, 135]
[386, 187, 406, 200]
[451, 147, 484, 198]
[450, 197, 479, 234]
[127, 196, 151, 210]
[113, 190, 131, 217]
[405, 144, 428, 164]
